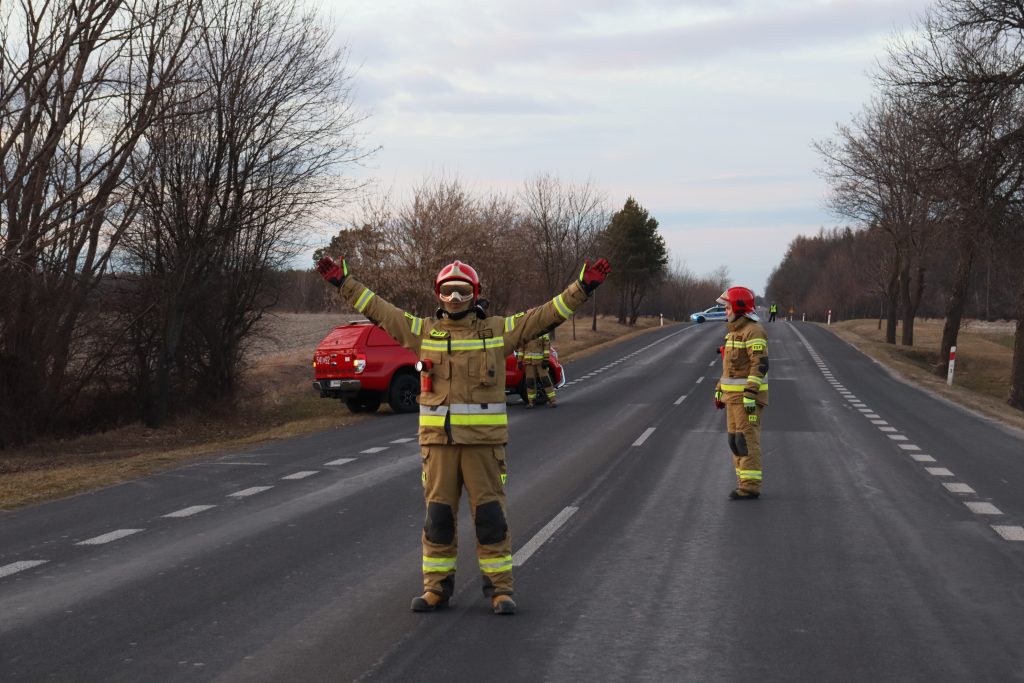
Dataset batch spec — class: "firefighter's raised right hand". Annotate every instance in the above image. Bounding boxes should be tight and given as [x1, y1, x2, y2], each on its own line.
[714, 389, 725, 410]
[316, 255, 348, 288]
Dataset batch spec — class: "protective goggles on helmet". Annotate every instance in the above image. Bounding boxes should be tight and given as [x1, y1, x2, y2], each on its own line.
[438, 281, 474, 303]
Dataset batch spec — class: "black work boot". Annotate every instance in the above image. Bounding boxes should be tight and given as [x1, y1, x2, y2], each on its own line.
[411, 591, 450, 612]
[728, 489, 760, 500]
[492, 594, 517, 615]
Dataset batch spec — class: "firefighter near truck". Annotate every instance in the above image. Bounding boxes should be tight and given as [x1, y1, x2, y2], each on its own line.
[315, 255, 611, 616]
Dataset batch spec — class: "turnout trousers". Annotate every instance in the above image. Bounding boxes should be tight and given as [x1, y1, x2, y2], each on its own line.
[525, 365, 554, 403]
[420, 444, 513, 598]
[726, 403, 764, 494]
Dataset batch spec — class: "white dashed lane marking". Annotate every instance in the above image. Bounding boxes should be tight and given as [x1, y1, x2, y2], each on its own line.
[513, 506, 578, 567]
[695, 376, 704, 383]
[888, 434, 909, 441]
[361, 447, 388, 454]
[281, 471, 319, 480]
[390, 438, 415, 444]
[944, 483, 975, 494]
[76, 529, 143, 546]
[925, 467, 954, 477]
[632, 428, 656, 447]
[992, 526, 1024, 541]
[324, 457, 356, 466]
[163, 505, 216, 518]
[965, 502, 1002, 515]
[228, 486, 272, 498]
[0, 560, 48, 578]
[674, 394, 687, 405]
[899, 444, 921, 451]
[910, 453, 937, 462]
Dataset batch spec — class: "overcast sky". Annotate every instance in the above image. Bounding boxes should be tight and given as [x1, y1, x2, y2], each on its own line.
[314, 0, 933, 295]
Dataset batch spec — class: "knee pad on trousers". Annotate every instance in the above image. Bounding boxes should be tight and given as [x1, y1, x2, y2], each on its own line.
[475, 500, 507, 545]
[424, 501, 455, 545]
[727, 433, 739, 456]
[735, 433, 748, 456]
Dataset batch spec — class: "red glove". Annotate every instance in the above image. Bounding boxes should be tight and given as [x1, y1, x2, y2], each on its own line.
[316, 255, 348, 288]
[578, 258, 611, 294]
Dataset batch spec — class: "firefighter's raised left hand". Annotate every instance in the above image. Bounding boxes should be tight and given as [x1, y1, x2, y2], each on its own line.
[316, 255, 348, 288]
[578, 258, 611, 294]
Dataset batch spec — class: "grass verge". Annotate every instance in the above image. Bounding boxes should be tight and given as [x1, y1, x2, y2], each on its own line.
[824, 319, 1024, 433]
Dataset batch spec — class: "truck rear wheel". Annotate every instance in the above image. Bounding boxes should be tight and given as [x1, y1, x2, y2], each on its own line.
[388, 373, 419, 413]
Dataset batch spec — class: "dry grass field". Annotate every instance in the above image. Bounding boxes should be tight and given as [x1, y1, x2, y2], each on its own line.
[0, 312, 673, 509]
[827, 318, 1024, 432]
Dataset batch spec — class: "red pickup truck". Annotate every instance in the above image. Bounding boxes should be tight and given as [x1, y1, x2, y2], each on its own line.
[312, 320, 565, 413]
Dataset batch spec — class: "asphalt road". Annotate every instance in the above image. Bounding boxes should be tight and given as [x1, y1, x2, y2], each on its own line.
[2, 320, 1023, 682]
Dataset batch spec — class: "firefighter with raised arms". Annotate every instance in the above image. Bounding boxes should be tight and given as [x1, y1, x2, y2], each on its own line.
[317, 255, 611, 614]
[519, 332, 556, 408]
[713, 286, 769, 500]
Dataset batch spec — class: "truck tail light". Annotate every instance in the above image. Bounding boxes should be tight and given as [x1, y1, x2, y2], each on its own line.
[353, 354, 366, 374]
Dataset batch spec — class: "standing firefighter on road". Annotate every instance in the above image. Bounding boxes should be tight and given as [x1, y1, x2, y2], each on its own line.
[769, 303, 778, 322]
[713, 287, 768, 500]
[316, 256, 611, 614]
[519, 332, 556, 408]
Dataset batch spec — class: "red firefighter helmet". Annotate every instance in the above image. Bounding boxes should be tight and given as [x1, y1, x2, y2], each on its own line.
[435, 260, 480, 298]
[717, 286, 758, 320]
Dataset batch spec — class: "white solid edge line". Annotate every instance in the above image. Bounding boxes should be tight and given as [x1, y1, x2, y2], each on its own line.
[964, 501, 1002, 515]
[674, 394, 687, 405]
[991, 525, 1024, 541]
[0, 560, 48, 578]
[76, 529, 143, 545]
[228, 486, 273, 498]
[324, 457, 356, 466]
[163, 505, 217, 518]
[632, 427, 656, 447]
[513, 506, 579, 567]
[281, 471, 319, 480]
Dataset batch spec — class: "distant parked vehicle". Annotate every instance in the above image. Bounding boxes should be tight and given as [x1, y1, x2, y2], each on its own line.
[312, 321, 566, 413]
[690, 304, 728, 323]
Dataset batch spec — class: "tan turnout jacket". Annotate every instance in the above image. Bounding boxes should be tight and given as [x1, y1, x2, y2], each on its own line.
[339, 277, 588, 445]
[716, 316, 769, 407]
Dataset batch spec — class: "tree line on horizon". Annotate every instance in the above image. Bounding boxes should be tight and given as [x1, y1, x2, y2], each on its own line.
[766, 0, 1024, 409]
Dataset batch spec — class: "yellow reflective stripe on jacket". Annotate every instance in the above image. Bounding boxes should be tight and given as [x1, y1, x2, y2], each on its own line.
[504, 316, 517, 332]
[354, 288, 375, 313]
[725, 340, 748, 348]
[450, 414, 508, 426]
[722, 377, 767, 392]
[747, 337, 767, 351]
[419, 405, 447, 427]
[409, 316, 423, 335]
[746, 376, 767, 387]
[552, 294, 574, 319]
[423, 555, 458, 572]
[450, 337, 504, 350]
[738, 469, 763, 481]
[523, 353, 546, 360]
[421, 337, 504, 352]
[479, 555, 513, 573]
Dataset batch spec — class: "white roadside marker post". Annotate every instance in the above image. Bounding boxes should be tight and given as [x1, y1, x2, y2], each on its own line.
[947, 345, 957, 386]
[827, 309, 832, 326]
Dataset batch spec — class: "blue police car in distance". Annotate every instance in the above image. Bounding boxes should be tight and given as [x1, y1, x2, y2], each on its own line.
[689, 304, 728, 323]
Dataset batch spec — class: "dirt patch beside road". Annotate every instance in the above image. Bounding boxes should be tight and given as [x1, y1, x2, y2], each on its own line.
[1, 314, 676, 510]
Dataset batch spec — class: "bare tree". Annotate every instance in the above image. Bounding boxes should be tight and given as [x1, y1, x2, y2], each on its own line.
[121, 0, 369, 426]
[0, 0, 199, 446]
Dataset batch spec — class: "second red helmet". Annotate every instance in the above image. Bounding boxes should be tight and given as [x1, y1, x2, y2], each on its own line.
[717, 286, 757, 317]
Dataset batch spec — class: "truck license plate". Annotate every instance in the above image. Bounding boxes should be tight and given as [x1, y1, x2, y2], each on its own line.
[330, 380, 341, 388]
